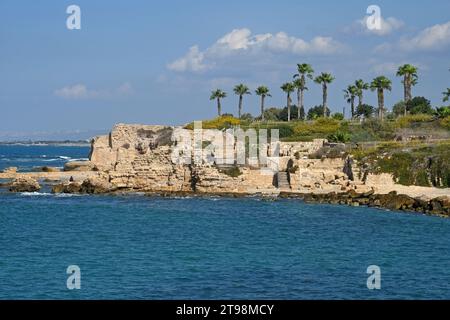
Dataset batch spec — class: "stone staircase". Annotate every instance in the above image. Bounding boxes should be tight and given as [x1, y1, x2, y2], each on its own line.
[276, 172, 291, 190]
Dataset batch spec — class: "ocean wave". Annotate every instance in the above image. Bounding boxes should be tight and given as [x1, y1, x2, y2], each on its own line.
[67, 158, 89, 162]
[20, 192, 53, 196]
[20, 192, 82, 197]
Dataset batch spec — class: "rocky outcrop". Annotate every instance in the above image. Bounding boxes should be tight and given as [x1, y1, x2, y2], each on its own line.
[280, 191, 450, 217]
[64, 161, 96, 172]
[9, 177, 40, 192]
[2, 167, 18, 174]
[52, 177, 116, 194]
[41, 166, 61, 173]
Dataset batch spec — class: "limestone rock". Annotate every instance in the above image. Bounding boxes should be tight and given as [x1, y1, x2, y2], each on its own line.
[80, 177, 115, 194]
[9, 177, 40, 192]
[52, 182, 82, 194]
[64, 161, 96, 172]
[2, 167, 18, 174]
[41, 166, 61, 173]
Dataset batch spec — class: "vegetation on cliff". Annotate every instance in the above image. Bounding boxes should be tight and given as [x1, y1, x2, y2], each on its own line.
[352, 141, 450, 188]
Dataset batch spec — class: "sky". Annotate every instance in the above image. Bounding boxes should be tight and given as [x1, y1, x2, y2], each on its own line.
[0, 0, 449, 140]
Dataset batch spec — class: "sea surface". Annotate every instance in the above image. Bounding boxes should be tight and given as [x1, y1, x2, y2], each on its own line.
[0, 144, 89, 172]
[1, 145, 450, 299]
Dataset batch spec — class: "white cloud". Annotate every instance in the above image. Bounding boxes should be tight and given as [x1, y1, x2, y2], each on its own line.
[376, 21, 450, 53]
[54, 82, 134, 99]
[370, 61, 427, 75]
[167, 28, 344, 73]
[54, 84, 89, 99]
[355, 16, 404, 36]
[399, 21, 450, 51]
[167, 46, 208, 72]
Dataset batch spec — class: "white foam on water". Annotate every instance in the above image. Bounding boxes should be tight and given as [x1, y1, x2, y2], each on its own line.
[20, 192, 52, 196]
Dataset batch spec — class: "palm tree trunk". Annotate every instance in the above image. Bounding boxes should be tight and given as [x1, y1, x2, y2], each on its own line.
[217, 97, 221, 116]
[261, 96, 265, 121]
[351, 97, 355, 119]
[238, 95, 243, 119]
[378, 89, 384, 121]
[300, 89, 305, 120]
[297, 89, 301, 120]
[287, 94, 291, 122]
[406, 75, 412, 102]
[323, 84, 328, 117]
[404, 77, 408, 116]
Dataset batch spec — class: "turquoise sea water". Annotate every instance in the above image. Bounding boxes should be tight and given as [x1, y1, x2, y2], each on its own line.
[0, 146, 449, 299]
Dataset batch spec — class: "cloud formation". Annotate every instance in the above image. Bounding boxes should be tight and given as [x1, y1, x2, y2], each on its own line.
[399, 21, 450, 51]
[168, 28, 344, 73]
[376, 20, 450, 53]
[54, 82, 134, 99]
[350, 16, 404, 36]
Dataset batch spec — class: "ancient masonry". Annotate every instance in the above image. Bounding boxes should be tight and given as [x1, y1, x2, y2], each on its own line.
[86, 124, 371, 195]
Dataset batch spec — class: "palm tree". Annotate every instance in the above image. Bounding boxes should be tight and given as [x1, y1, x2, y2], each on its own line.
[354, 79, 369, 110]
[210, 89, 227, 116]
[233, 84, 251, 119]
[443, 88, 450, 102]
[343, 85, 358, 119]
[314, 73, 335, 117]
[396, 64, 418, 111]
[280, 82, 295, 122]
[293, 63, 314, 120]
[255, 86, 271, 121]
[370, 76, 392, 121]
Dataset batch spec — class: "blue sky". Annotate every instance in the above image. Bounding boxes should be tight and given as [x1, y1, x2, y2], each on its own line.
[1, 0, 449, 139]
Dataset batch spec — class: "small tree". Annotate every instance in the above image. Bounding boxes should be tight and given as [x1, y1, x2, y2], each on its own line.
[307, 105, 331, 120]
[356, 104, 375, 119]
[210, 89, 227, 116]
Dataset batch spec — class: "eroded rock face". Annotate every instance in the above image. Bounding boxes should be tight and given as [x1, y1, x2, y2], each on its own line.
[9, 177, 40, 192]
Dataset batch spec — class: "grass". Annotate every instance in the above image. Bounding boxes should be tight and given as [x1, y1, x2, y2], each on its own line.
[185, 114, 450, 142]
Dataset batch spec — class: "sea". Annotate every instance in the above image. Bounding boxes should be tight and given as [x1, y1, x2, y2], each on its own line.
[0, 144, 449, 299]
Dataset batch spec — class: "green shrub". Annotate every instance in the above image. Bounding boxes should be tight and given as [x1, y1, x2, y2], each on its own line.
[435, 106, 450, 118]
[307, 106, 331, 120]
[332, 113, 344, 121]
[440, 116, 450, 130]
[185, 116, 240, 130]
[395, 114, 433, 128]
[327, 131, 351, 143]
[219, 166, 242, 178]
[277, 125, 295, 138]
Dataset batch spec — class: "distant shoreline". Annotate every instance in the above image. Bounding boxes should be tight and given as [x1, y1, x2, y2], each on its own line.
[0, 141, 91, 147]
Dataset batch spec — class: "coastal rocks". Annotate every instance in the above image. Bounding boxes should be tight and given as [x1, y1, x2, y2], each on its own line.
[52, 182, 82, 194]
[41, 166, 61, 173]
[280, 190, 450, 217]
[2, 167, 18, 174]
[9, 177, 41, 192]
[64, 161, 96, 172]
[52, 177, 115, 194]
[80, 177, 115, 194]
